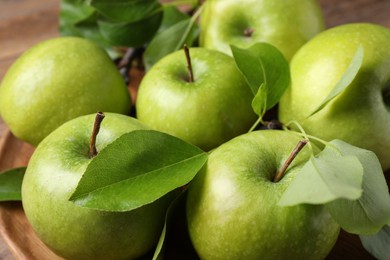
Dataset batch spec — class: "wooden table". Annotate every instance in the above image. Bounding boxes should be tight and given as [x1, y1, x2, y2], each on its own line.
[0, 0, 390, 259]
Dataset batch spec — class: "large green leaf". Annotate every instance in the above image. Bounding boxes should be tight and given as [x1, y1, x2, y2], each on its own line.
[0, 167, 26, 201]
[70, 130, 208, 212]
[91, 0, 162, 23]
[231, 43, 290, 117]
[143, 16, 199, 71]
[325, 140, 390, 235]
[307, 45, 364, 117]
[360, 225, 390, 259]
[278, 152, 363, 206]
[280, 139, 390, 234]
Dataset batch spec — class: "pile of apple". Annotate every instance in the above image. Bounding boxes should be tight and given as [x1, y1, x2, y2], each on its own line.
[0, 0, 389, 259]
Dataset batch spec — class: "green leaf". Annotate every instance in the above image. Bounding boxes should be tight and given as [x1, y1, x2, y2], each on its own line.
[97, 11, 163, 47]
[75, 17, 123, 59]
[143, 16, 199, 71]
[154, 221, 167, 260]
[278, 152, 363, 206]
[156, 5, 189, 33]
[307, 45, 364, 117]
[70, 130, 208, 212]
[325, 140, 390, 235]
[0, 167, 26, 201]
[152, 191, 185, 260]
[360, 225, 390, 260]
[251, 83, 267, 116]
[152, 190, 198, 260]
[246, 43, 290, 110]
[91, 0, 162, 23]
[231, 44, 264, 96]
[59, 0, 96, 36]
[60, 1, 122, 58]
[231, 42, 290, 115]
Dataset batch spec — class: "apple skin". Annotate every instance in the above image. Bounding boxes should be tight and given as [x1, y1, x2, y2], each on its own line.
[0, 37, 131, 146]
[22, 113, 172, 260]
[136, 47, 257, 151]
[278, 23, 390, 171]
[199, 0, 325, 61]
[186, 130, 340, 260]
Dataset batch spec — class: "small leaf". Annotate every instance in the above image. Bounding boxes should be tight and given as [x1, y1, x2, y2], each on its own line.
[91, 0, 162, 23]
[152, 191, 185, 260]
[278, 153, 363, 206]
[231, 43, 290, 112]
[307, 45, 364, 117]
[70, 130, 208, 212]
[97, 11, 163, 47]
[325, 140, 390, 235]
[246, 43, 290, 110]
[152, 190, 198, 260]
[0, 167, 26, 201]
[153, 221, 167, 260]
[231, 44, 264, 96]
[143, 17, 199, 70]
[360, 225, 390, 260]
[251, 83, 267, 116]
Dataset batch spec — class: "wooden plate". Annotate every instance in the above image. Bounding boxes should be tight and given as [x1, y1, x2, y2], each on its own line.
[0, 130, 63, 259]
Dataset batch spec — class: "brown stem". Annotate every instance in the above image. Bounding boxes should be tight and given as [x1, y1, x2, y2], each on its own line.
[244, 28, 255, 37]
[89, 112, 105, 158]
[273, 140, 308, 182]
[183, 45, 194, 83]
[116, 47, 144, 86]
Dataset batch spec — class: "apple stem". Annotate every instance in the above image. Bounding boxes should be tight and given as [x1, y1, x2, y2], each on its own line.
[89, 112, 105, 158]
[273, 140, 308, 182]
[244, 28, 254, 37]
[184, 45, 194, 83]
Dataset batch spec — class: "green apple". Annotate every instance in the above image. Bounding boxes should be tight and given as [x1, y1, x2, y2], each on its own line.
[278, 23, 390, 171]
[199, 0, 325, 61]
[22, 113, 172, 260]
[136, 47, 257, 151]
[0, 37, 131, 146]
[186, 130, 340, 260]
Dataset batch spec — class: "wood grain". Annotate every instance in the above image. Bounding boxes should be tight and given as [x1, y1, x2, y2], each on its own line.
[0, 0, 60, 79]
[0, 0, 390, 259]
[319, 0, 390, 27]
[0, 131, 58, 260]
